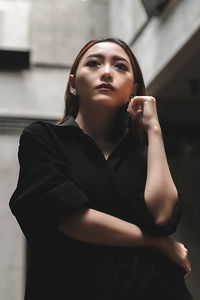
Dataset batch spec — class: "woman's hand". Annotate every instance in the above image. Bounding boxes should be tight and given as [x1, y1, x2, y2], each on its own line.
[158, 236, 191, 277]
[127, 96, 160, 130]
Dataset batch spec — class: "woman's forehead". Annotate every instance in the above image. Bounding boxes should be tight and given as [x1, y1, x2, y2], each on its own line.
[82, 42, 131, 62]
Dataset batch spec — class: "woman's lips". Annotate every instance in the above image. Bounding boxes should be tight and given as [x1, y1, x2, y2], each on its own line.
[96, 83, 115, 91]
[97, 87, 114, 91]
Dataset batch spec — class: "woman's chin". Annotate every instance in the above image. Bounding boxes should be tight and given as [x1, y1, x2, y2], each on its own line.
[91, 96, 123, 107]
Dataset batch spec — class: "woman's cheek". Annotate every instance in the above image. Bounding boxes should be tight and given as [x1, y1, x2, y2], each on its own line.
[119, 82, 132, 101]
[76, 78, 94, 100]
[77, 70, 94, 87]
[76, 76, 90, 92]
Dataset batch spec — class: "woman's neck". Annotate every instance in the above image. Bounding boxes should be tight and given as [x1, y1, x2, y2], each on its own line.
[75, 105, 118, 143]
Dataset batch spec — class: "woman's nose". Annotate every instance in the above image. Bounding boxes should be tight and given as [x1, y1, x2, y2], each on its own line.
[100, 64, 113, 81]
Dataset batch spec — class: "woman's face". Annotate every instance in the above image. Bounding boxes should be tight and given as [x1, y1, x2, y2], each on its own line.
[70, 42, 136, 109]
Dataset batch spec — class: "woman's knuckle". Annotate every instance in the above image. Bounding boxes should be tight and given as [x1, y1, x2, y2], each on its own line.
[148, 96, 156, 102]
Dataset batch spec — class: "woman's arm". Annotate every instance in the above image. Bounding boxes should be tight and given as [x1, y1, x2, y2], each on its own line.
[127, 96, 178, 226]
[58, 207, 191, 276]
[58, 207, 156, 247]
[144, 124, 178, 226]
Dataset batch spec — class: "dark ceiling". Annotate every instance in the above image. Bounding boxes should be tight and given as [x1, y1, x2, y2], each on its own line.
[148, 28, 200, 131]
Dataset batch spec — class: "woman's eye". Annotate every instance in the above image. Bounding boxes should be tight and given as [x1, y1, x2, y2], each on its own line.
[86, 60, 100, 67]
[115, 63, 128, 71]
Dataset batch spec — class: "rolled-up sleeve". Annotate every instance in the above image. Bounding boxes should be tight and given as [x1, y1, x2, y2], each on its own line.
[134, 186, 182, 236]
[9, 125, 90, 243]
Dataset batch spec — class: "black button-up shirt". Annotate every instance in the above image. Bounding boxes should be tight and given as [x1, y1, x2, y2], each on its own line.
[10, 115, 191, 300]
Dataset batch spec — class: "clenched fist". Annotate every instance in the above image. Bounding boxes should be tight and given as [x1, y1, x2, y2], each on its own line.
[127, 96, 160, 130]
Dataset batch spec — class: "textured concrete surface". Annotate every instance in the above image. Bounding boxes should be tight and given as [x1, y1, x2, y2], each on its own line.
[0, 0, 30, 50]
[0, 133, 25, 300]
[0, 68, 67, 119]
[30, 0, 109, 65]
[109, 0, 147, 44]
[131, 0, 200, 86]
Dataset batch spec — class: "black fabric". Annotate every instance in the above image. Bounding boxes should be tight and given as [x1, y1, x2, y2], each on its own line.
[9, 115, 193, 300]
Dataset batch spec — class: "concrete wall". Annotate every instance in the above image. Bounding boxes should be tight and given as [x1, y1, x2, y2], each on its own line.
[0, 0, 109, 120]
[0, 132, 25, 300]
[0, 0, 30, 50]
[0, 68, 66, 119]
[31, 0, 109, 66]
[109, 0, 200, 88]
[132, 0, 200, 88]
[109, 0, 147, 45]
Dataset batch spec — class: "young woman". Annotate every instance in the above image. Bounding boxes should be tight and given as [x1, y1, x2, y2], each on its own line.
[10, 37, 193, 300]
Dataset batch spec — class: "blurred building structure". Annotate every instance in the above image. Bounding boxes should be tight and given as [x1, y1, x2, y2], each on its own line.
[0, 0, 199, 299]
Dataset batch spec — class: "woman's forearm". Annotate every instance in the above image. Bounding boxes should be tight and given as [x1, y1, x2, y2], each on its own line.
[144, 125, 178, 225]
[58, 207, 159, 248]
[58, 207, 191, 275]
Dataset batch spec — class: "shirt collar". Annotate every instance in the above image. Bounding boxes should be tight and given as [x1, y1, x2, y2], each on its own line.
[58, 115, 80, 129]
[58, 114, 130, 141]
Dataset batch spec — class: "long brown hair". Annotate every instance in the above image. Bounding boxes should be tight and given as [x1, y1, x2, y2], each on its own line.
[57, 37, 147, 144]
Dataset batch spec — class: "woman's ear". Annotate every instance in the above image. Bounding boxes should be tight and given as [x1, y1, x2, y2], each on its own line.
[69, 74, 77, 96]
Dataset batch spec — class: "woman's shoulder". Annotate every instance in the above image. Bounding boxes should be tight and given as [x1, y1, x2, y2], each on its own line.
[22, 120, 57, 135]
[17, 122, 56, 150]
[20, 120, 77, 146]
[21, 120, 73, 141]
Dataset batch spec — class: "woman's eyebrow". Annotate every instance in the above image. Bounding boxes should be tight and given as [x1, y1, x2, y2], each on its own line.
[86, 53, 129, 63]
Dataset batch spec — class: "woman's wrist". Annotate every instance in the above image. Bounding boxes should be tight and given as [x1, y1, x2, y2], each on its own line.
[146, 122, 162, 135]
[141, 233, 163, 249]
